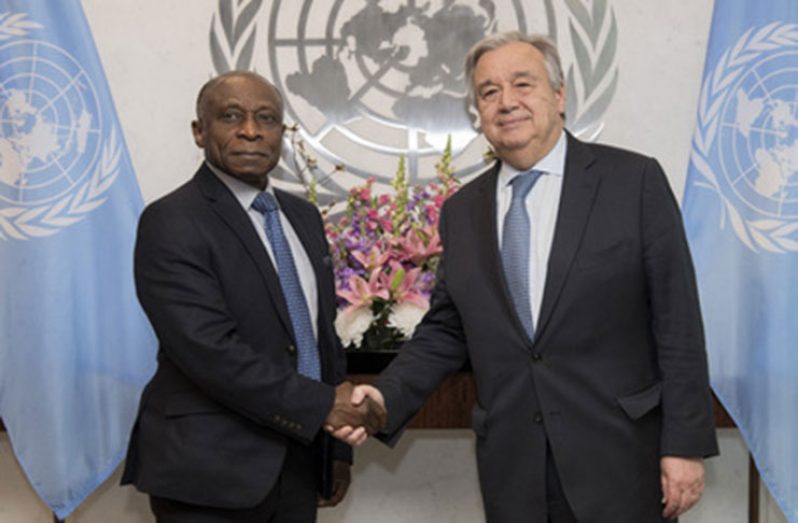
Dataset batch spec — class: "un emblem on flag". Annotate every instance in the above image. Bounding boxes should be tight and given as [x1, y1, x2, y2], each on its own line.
[692, 22, 798, 253]
[0, 13, 121, 241]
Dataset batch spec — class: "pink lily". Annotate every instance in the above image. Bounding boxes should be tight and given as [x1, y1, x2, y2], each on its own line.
[337, 270, 389, 308]
[395, 226, 442, 265]
[379, 263, 429, 310]
[351, 245, 392, 272]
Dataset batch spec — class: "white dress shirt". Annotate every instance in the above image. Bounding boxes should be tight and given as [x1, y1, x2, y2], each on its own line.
[496, 131, 567, 326]
[209, 164, 319, 341]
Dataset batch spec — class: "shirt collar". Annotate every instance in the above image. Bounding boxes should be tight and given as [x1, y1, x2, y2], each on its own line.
[206, 161, 276, 211]
[499, 130, 568, 186]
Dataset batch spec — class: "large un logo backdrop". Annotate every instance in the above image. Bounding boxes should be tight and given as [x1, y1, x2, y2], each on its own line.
[209, 0, 618, 201]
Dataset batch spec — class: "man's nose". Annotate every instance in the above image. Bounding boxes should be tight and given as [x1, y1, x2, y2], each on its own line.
[237, 115, 261, 139]
[498, 88, 518, 111]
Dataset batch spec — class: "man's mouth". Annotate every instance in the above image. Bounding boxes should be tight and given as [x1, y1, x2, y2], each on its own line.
[233, 151, 267, 158]
[498, 116, 530, 128]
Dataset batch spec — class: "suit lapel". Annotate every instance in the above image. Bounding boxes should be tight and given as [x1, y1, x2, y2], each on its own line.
[275, 190, 334, 346]
[536, 134, 600, 339]
[469, 163, 501, 270]
[194, 166, 293, 334]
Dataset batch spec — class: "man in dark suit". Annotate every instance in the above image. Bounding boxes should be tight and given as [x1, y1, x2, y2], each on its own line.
[122, 71, 383, 522]
[332, 32, 718, 522]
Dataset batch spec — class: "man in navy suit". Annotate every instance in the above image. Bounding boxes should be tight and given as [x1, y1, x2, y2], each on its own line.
[122, 71, 384, 522]
[333, 32, 718, 522]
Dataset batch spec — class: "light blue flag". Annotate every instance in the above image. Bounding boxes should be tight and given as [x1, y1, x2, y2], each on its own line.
[0, 1, 156, 518]
[683, 2, 798, 521]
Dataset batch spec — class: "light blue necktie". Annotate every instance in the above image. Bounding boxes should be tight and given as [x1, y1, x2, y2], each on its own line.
[501, 170, 543, 340]
[252, 192, 321, 380]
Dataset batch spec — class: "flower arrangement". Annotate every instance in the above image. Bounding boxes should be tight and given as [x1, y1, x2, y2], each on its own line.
[325, 140, 460, 351]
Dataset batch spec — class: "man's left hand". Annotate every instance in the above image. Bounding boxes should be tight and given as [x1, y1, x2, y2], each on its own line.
[660, 456, 705, 519]
[317, 460, 351, 508]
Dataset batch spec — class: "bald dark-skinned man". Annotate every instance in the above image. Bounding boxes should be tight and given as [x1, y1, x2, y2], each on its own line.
[121, 71, 384, 523]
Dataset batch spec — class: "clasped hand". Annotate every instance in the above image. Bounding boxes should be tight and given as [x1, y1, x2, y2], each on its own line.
[324, 382, 386, 446]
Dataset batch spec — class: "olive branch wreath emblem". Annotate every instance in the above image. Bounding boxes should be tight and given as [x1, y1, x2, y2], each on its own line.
[561, 0, 618, 140]
[0, 13, 122, 241]
[0, 11, 40, 40]
[209, 0, 618, 141]
[209, 0, 262, 74]
[690, 22, 798, 254]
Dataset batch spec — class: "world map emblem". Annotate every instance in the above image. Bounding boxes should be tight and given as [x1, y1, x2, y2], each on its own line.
[0, 13, 121, 241]
[691, 22, 798, 253]
[209, 0, 618, 200]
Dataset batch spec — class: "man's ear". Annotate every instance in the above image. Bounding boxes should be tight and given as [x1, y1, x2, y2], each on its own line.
[555, 86, 566, 117]
[191, 119, 204, 149]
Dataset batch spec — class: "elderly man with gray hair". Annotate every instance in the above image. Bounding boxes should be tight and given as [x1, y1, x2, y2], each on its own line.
[331, 31, 718, 522]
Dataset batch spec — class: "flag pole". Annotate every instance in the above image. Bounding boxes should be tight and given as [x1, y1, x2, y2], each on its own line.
[749, 453, 760, 523]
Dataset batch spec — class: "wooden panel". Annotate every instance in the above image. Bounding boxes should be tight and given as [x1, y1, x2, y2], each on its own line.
[0, 378, 732, 433]
[713, 393, 735, 428]
[348, 373, 734, 430]
[348, 373, 476, 429]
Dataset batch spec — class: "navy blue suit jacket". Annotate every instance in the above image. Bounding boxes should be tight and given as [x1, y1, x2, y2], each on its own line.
[376, 134, 718, 522]
[122, 164, 349, 508]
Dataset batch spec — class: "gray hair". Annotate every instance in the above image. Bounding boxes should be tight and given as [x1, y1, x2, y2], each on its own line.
[195, 70, 284, 120]
[464, 32, 564, 107]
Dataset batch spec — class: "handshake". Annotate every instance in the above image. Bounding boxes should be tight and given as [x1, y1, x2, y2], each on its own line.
[324, 382, 387, 446]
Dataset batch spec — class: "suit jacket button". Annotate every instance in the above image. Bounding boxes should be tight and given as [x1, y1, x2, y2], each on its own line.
[533, 412, 543, 424]
[287, 344, 296, 354]
[532, 353, 542, 362]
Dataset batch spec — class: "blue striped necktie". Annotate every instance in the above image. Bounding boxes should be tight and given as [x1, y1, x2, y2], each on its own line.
[501, 170, 543, 340]
[252, 192, 321, 380]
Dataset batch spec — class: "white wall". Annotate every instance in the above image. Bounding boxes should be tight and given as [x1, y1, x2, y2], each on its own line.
[84, 0, 712, 202]
[0, 1, 790, 521]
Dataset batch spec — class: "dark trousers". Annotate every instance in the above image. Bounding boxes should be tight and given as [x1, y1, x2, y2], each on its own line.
[546, 443, 578, 523]
[149, 442, 317, 523]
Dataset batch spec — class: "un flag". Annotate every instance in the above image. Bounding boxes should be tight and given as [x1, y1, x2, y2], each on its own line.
[683, 1, 798, 521]
[0, 0, 156, 518]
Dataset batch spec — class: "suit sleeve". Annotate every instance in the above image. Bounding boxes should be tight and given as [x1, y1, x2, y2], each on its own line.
[375, 204, 469, 445]
[308, 206, 354, 464]
[641, 159, 718, 458]
[135, 200, 334, 444]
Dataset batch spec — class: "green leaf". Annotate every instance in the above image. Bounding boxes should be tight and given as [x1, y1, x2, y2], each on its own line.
[390, 266, 405, 292]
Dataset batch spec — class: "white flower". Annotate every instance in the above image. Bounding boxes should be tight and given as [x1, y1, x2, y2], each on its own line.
[388, 302, 428, 339]
[335, 306, 374, 348]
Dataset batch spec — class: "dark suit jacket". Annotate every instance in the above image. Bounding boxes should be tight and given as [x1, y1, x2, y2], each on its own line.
[376, 134, 718, 522]
[121, 164, 349, 508]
